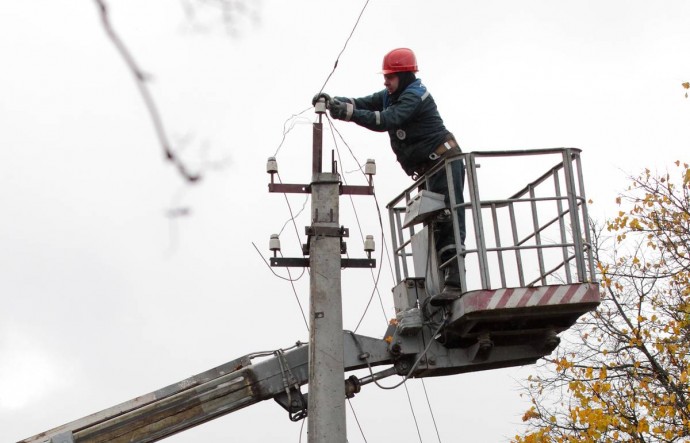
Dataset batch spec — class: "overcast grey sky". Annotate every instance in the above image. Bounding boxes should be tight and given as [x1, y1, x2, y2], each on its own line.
[2, 1, 690, 442]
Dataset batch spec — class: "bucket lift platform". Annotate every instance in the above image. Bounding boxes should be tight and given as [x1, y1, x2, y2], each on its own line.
[441, 283, 600, 349]
[388, 148, 599, 357]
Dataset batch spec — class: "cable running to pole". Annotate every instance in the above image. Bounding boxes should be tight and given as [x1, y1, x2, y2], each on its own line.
[347, 399, 369, 443]
[274, 107, 312, 157]
[327, 119, 388, 329]
[421, 379, 443, 443]
[404, 383, 424, 443]
[329, 123, 397, 283]
[251, 242, 309, 331]
[316, 0, 371, 95]
[327, 119, 402, 332]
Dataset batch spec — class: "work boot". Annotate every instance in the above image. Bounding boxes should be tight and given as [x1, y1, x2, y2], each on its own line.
[429, 265, 462, 306]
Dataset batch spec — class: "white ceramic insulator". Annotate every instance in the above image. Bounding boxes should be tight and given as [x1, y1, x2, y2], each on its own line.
[364, 159, 376, 176]
[269, 234, 281, 252]
[364, 234, 375, 252]
[266, 157, 278, 174]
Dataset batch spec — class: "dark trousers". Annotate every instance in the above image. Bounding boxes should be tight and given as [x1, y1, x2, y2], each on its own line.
[426, 158, 466, 264]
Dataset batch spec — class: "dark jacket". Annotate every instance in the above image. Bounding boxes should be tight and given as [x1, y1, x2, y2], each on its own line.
[337, 79, 451, 176]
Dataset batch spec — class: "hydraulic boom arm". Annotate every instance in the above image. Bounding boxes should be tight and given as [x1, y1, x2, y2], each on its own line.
[20, 333, 391, 443]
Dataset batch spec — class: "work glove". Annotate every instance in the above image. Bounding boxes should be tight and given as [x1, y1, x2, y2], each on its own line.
[329, 99, 353, 121]
[312, 92, 332, 107]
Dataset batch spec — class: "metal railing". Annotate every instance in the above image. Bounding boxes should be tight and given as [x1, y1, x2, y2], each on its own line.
[387, 148, 596, 293]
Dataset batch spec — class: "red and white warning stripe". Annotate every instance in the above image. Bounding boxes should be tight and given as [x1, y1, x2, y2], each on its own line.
[465, 284, 599, 312]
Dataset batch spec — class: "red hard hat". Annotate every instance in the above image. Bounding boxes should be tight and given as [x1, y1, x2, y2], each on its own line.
[381, 48, 418, 74]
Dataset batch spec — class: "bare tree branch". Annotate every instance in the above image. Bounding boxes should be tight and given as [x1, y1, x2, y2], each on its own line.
[93, 0, 201, 183]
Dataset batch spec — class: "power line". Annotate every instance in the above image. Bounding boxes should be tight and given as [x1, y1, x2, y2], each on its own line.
[272, 173, 311, 331]
[251, 242, 306, 284]
[278, 193, 309, 237]
[280, 250, 310, 332]
[327, 119, 406, 334]
[263, 109, 315, 333]
[421, 379, 443, 443]
[328, 122, 397, 284]
[276, 173, 310, 250]
[326, 120, 388, 330]
[404, 383, 424, 443]
[317, 0, 371, 95]
[251, 242, 309, 331]
[347, 399, 369, 443]
[274, 108, 312, 157]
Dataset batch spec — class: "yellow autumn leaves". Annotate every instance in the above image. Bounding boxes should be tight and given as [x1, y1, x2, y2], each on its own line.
[514, 162, 690, 443]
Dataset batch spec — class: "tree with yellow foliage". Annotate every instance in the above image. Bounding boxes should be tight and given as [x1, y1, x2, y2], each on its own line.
[514, 162, 690, 442]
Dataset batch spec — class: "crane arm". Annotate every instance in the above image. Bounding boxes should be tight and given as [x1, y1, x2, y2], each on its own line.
[20, 333, 392, 443]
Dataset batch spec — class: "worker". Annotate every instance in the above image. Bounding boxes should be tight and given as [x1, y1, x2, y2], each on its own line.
[313, 48, 466, 306]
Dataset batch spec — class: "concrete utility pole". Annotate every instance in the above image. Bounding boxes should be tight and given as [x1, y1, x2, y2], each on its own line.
[267, 98, 374, 441]
[307, 100, 346, 443]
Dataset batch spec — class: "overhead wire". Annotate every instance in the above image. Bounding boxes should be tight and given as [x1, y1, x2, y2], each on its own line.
[327, 119, 406, 335]
[276, 173, 311, 257]
[274, 107, 312, 157]
[404, 383, 424, 443]
[272, 110, 313, 269]
[316, 0, 371, 95]
[251, 242, 306, 283]
[271, 110, 312, 266]
[278, 191, 309, 237]
[420, 379, 443, 443]
[272, 173, 311, 333]
[260, 109, 316, 334]
[326, 118, 388, 330]
[280, 250, 310, 332]
[347, 398, 369, 443]
[251, 242, 309, 331]
[329, 123, 398, 283]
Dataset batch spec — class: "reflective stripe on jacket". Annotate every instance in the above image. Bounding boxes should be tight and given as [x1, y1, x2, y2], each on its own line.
[336, 79, 451, 176]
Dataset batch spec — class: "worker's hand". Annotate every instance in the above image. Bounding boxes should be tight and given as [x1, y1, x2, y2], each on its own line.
[329, 99, 353, 121]
[312, 93, 331, 107]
